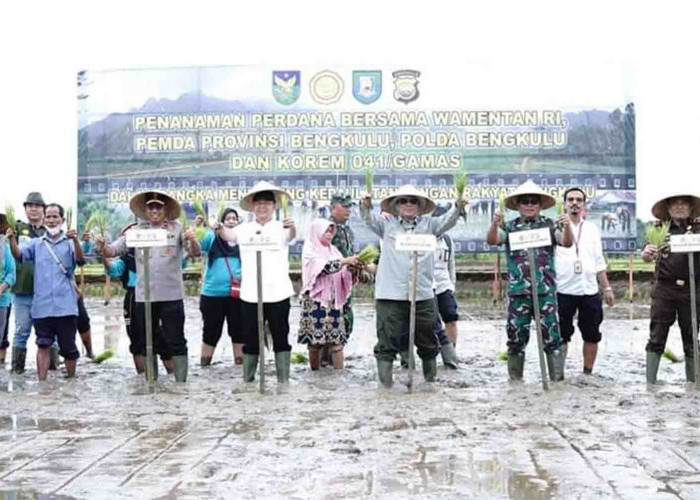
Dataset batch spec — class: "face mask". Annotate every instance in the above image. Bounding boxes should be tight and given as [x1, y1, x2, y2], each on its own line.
[46, 226, 62, 237]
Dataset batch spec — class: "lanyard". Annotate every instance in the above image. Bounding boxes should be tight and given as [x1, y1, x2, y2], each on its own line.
[572, 221, 584, 259]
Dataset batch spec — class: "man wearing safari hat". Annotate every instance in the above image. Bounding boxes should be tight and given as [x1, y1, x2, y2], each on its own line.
[96, 191, 201, 382]
[641, 193, 700, 383]
[361, 184, 467, 387]
[219, 181, 297, 384]
[486, 180, 573, 382]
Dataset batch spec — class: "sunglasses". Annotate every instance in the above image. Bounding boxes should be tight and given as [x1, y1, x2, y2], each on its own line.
[518, 197, 541, 206]
[397, 198, 419, 205]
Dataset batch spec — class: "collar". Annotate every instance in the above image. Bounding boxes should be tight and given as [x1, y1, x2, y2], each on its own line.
[399, 215, 421, 226]
[41, 232, 68, 244]
[330, 216, 348, 227]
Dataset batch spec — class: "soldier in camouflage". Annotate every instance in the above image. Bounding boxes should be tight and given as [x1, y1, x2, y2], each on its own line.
[486, 180, 573, 382]
[642, 194, 700, 383]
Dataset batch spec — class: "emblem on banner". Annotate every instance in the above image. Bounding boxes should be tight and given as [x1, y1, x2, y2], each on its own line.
[352, 71, 382, 104]
[272, 71, 301, 105]
[392, 69, 420, 104]
[310, 70, 344, 105]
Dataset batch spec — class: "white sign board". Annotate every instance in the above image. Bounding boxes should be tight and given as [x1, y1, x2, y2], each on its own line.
[239, 233, 281, 252]
[395, 233, 437, 253]
[126, 228, 169, 248]
[670, 234, 700, 253]
[508, 228, 552, 251]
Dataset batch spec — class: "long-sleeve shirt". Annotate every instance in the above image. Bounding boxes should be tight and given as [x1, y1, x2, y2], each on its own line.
[20, 234, 80, 318]
[363, 205, 460, 301]
[0, 240, 17, 307]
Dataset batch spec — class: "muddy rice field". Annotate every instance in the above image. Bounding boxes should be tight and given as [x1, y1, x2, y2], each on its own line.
[1, 296, 699, 499]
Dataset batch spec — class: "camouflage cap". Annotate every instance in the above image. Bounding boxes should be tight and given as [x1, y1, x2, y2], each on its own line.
[330, 193, 355, 207]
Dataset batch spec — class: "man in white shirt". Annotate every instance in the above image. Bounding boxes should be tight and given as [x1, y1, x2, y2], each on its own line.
[555, 187, 614, 375]
[220, 181, 296, 384]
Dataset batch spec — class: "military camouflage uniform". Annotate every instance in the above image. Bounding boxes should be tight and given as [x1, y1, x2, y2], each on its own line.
[502, 216, 561, 355]
[330, 217, 355, 340]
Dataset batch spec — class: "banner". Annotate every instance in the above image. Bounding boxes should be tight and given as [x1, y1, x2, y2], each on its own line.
[78, 65, 635, 254]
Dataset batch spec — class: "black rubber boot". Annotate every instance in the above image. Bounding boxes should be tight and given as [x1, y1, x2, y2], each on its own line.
[646, 351, 662, 384]
[685, 357, 695, 383]
[377, 359, 393, 388]
[11, 347, 27, 374]
[422, 357, 438, 382]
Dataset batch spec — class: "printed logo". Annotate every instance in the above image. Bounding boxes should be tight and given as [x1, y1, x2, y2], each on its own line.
[272, 71, 301, 105]
[392, 69, 420, 104]
[353, 71, 382, 104]
[310, 70, 344, 105]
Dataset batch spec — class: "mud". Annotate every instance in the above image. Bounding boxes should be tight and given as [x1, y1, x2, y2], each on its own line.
[1, 298, 699, 499]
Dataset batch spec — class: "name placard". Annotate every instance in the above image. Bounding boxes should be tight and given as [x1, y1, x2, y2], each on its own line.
[239, 233, 281, 252]
[509, 228, 552, 251]
[670, 234, 700, 253]
[395, 233, 437, 252]
[126, 229, 169, 248]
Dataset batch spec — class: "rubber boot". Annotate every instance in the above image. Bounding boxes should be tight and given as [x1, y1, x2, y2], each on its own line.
[329, 344, 344, 370]
[399, 350, 409, 369]
[440, 343, 459, 370]
[49, 345, 60, 371]
[377, 359, 393, 388]
[561, 343, 568, 379]
[646, 351, 662, 384]
[0, 348, 6, 366]
[546, 351, 564, 381]
[173, 355, 188, 383]
[275, 351, 291, 384]
[11, 347, 27, 374]
[242, 353, 258, 382]
[685, 357, 696, 383]
[508, 353, 525, 381]
[422, 357, 438, 382]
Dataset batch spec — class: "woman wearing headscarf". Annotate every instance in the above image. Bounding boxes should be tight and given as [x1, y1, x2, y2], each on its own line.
[298, 218, 360, 370]
[198, 208, 244, 366]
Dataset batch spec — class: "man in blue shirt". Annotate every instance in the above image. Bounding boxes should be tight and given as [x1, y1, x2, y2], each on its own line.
[17, 204, 84, 380]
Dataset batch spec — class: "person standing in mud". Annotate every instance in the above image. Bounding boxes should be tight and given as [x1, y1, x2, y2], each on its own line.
[486, 180, 572, 382]
[4, 192, 60, 373]
[298, 218, 360, 370]
[318, 193, 362, 366]
[219, 181, 296, 384]
[14, 203, 84, 380]
[0, 212, 17, 367]
[197, 208, 245, 367]
[641, 194, 700, 384]
[96, 191, 201, 382]
[555, 187, 614, 376]
[361, 185, 466, 388]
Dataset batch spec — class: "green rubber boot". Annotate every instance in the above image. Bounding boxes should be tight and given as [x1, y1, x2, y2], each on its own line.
[275, 351, 291, 384]
[685, 357, 696, 383]
[508, 353, 525, 381]
[377, 359, 393, 388]
[646, 351, 662, 384]
[546, 350, 564, 381]
[440, 343, 459, 370]
[173, 355, 188, 383]
[11, 347, 27, 374]
[422, 357, 438, 382]
[243, 353, 258, 382]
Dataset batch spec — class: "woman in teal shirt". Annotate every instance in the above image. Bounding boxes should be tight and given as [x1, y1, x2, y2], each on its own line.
[0, 213, 17, 363]
[199, 209, 243, 366]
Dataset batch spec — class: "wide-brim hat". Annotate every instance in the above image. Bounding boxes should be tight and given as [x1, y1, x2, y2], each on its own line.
[240, 181, 290, 212]
[23, 192, 46, 207]
[651, 193, 700, 220]
[129, 191, 181, 220]
[380, 185, 435, 216]
[505, 180, 556, 211]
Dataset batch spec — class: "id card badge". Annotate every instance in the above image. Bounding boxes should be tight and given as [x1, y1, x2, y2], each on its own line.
[574, 260, 583, 274]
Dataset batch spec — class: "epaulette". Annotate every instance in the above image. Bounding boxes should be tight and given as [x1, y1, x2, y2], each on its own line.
[692, 217, 700, 225]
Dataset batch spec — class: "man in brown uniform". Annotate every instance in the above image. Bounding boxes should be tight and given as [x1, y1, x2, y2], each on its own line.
[641, 194, 700, 383]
